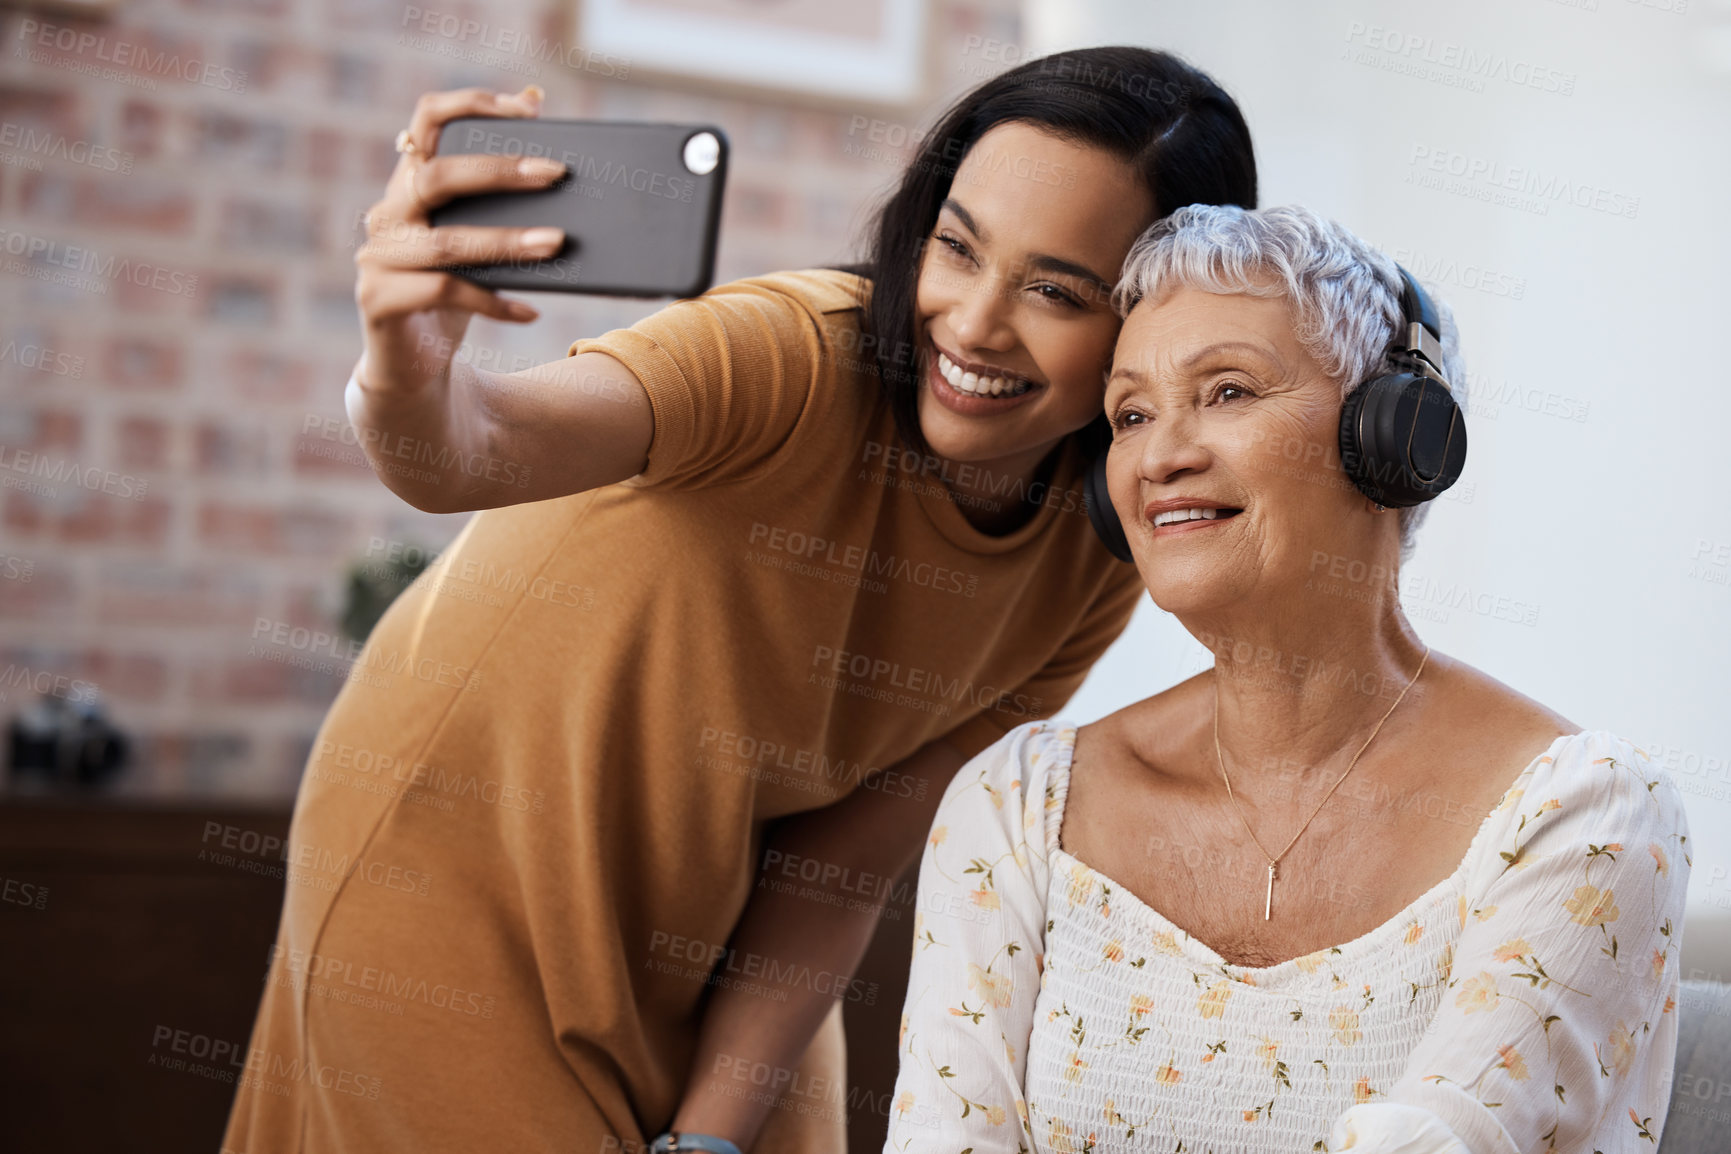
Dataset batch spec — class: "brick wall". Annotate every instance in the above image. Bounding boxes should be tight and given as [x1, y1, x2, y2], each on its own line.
[0, 0, 1021, 797]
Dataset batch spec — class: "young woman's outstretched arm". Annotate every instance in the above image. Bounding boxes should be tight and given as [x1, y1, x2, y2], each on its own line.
[347, 83, 655, 512]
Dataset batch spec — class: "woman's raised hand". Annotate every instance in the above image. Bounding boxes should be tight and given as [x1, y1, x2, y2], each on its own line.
[354, 84, 568, 396]
[342, 84, 652, 514]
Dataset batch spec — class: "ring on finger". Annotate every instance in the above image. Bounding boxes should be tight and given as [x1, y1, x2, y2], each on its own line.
[394, 130, 433, 215]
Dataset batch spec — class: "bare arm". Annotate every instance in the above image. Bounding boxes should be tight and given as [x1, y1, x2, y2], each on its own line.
[669, 738, 972, 1150]
[344, 348, 651, 512]
[348, 84, 653, 513]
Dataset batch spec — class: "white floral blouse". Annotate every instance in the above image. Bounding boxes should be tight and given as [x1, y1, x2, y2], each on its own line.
[884, 723, 1691, 1154]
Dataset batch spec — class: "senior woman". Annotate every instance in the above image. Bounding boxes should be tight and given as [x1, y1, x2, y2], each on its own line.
[883, 205, 1690, 1153]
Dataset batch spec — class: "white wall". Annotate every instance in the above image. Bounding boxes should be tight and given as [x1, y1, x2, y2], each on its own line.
[1031, 0, 1731, 970]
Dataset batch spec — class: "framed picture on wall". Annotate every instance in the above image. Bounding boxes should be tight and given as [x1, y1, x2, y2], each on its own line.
[4, 0, 126, 15]
[579, 0, 929, 106]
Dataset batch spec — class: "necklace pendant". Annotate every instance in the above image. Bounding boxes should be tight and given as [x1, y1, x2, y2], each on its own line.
[1264, 861, 1277, 921]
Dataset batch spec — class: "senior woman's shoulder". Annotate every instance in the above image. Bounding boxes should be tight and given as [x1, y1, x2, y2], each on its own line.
[1541, 730, 1684, 799]
[1494, 729, 1690, 851]
[1432, 653, 1576, 733]
[1433, 658, 1673, 780]
[934, 720, 1079, 846]
[970, 718, 1079, 795]
[1426, 655, 1688, 810]
[1426, 655, 1582, 785]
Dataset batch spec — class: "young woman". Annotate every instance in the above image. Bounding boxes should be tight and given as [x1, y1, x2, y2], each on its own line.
[223, 49, 1258, 1154]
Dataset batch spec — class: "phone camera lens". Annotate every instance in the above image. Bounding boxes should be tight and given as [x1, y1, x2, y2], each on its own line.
[682, 132, 721, 176]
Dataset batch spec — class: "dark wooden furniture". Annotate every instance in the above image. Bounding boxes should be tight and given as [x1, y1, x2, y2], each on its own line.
[0, 800, 294, 1153]
[0, 800, 913, 1153]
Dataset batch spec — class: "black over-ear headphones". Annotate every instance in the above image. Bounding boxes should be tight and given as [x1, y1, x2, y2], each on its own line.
[1083, 264, 1467, 563]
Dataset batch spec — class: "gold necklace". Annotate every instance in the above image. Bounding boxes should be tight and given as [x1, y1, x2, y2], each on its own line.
[1212, 646, 1430, 921]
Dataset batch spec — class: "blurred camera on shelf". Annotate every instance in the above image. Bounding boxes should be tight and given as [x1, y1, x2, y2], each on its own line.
[7, 689, 129, 791]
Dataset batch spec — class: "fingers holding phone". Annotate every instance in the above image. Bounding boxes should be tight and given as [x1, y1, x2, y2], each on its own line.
[377, 88, 565, 231]
[397, 84, 543, 159]
[354, 85, 567, 385]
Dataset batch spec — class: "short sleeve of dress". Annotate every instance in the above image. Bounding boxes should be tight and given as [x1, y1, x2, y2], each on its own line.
[568, 269, 866, 491]
[1328, 731, 1692, 1153]
[883, 721, 1067, 1153]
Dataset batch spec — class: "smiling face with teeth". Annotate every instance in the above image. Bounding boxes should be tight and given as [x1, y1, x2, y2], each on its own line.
[913, 122, 1154, 505]
[1104, 285, 1399, 618]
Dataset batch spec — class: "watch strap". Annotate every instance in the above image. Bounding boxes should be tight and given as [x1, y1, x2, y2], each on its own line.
[650, 1130, 744, 1154]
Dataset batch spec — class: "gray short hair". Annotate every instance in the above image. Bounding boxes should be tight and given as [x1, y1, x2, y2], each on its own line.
[1112, 204, 1465, 555]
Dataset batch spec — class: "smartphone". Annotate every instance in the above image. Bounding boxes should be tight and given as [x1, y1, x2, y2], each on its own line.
[427, 118, 728, 298]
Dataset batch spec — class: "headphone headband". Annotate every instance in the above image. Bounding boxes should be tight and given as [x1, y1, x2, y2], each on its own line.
[1397, 265, 1441, 340]
[1393, 265, 1447, 384]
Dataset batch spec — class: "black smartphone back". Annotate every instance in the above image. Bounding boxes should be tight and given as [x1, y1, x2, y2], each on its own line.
[427, 118, 728, 298]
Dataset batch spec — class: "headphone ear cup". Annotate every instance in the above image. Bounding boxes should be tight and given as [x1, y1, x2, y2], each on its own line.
[1339, 372, 1467, 507]
[1085, 450, 1134, 563]
[1338, 380, 1377, 502]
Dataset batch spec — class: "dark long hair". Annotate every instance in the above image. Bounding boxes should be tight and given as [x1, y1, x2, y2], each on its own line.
[855, 47, 1258, 456]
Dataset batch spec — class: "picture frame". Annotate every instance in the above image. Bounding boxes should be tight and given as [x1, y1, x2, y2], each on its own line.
[0, 0, 126, 16]
[578, 0, 929, 106]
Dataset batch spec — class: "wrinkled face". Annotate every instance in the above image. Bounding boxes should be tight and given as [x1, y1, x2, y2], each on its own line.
[914, 121, 1154, 466]
[1104, 285, 1383, 615]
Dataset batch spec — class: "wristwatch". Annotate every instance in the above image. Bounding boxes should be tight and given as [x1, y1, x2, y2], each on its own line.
[649, 1130, 743, 1154]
